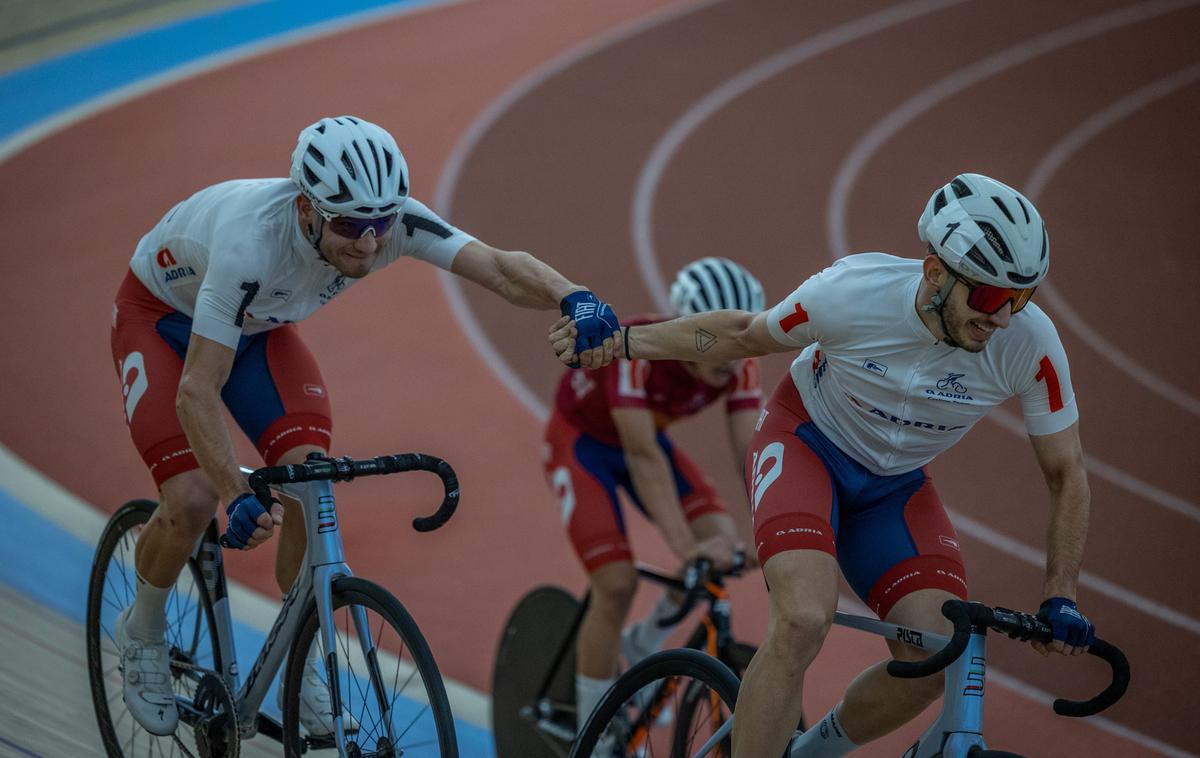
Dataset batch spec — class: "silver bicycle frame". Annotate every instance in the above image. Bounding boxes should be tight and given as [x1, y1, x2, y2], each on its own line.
[189, 470, 390, 745]
[687, 611, 988, 758]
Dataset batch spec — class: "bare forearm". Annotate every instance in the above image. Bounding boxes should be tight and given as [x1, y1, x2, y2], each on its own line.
[626, 312, 760, 363]
[626, 449, 695, 557]
[1043, 469, 1090, 599]
[176, 382, 246, 503]
[492, 250, 581, 309]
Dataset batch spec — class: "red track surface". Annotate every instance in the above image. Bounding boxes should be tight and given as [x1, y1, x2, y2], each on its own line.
[1, 1, 1196, 755]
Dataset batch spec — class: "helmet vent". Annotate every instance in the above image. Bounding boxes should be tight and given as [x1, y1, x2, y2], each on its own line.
[950, 178, 972, 198]
[306, 145, 325, 166]
[687, 271, 714, 310]
[340, 152, 357, 181]
[303, 165, 320, 187]
[327, 178, 353, 205]
[1007, 270, 1038, 286]
[991, 196, 1015, 224]
[933, 189, 948, 215]
[1015, 196, 1031, 223]
[965, 246, 998, 277]
[978, 222, 1012, 263]
[1040, 227, 1048, 260]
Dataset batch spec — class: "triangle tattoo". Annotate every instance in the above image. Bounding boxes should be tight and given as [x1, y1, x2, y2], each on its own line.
[695, 328, 717, 353]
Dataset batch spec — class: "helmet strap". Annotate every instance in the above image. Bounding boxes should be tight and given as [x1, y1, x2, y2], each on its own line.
[921, 275, 961, 348]
[305, 214, 325, 253]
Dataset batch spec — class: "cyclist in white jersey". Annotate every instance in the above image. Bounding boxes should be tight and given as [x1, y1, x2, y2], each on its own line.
[110, 115, 621, 737]
[551, 173, 1096, 757]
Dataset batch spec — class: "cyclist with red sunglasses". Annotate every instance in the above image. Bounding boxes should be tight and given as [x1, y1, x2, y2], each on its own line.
[109, 115, 621, 737]
[551, 173, 1095, 758]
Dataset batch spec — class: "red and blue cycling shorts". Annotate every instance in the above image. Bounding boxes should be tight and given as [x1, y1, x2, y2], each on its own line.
[110, 270, 333, 488]
[746, 379, 967, 620]
[543, 411, 726, 574]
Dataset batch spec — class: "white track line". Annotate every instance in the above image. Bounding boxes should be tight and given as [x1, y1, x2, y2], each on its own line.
[0, 0, 469, 165]
[830, 0, 1200, 414]
[950, 504, 1200, 635]
[429, 2, 1195, 753]
[1025, 63, 1200, 417]
[987, 406, 1200, 524]
[433, 0, 724, 423]
[630, 0, 972, 309]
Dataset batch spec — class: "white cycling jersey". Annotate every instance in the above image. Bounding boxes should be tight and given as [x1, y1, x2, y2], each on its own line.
[766, 253, 1078, 476]
[129, 178, 475, 348]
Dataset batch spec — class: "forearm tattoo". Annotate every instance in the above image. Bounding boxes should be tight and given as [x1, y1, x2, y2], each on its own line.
[695, 328, 717, 353]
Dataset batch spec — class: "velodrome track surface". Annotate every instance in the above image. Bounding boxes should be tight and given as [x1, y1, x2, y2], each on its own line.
[0, 1, 1197, 756]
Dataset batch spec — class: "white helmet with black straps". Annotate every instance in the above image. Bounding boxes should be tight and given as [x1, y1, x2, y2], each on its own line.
[917, 173, 1049, 288]
[669, 257, 765, 315]
[290, 115, 409, 218]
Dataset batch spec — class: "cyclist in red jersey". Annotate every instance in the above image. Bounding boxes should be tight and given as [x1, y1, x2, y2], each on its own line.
[544, 257, 766, 731]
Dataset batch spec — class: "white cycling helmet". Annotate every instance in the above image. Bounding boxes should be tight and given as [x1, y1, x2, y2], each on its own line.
[290, 115, 409, 218]
[669, 257, 765, 316]
[917, 173, 1049, 288]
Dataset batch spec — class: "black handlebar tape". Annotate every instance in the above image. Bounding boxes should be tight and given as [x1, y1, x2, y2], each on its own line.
[657, 558, 714, 628]
[245, 453, 460, 533]
[887, 599, 975, 679]
[1052, 638, 1130, 717]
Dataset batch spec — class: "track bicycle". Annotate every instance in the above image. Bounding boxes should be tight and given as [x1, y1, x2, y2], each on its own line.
[491, 559, 766, 758]
[571, 598, 1129, 758]
[86, 452, 462, 758]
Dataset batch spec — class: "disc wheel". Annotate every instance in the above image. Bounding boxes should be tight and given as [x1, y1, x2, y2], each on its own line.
[491, 586, 581, 758]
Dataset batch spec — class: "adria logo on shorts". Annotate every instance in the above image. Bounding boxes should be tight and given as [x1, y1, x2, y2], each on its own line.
[750, 442, 784, 512]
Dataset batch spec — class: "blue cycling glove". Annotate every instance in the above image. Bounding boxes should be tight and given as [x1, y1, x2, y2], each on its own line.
[220, 492, 268, 550]
[560, 290, 620, 367]
[1037, 596, 1095, 648]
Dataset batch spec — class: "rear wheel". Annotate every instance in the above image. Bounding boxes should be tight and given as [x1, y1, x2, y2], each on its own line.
[491, 586, 581, 758]
[570, 648, 740, 758]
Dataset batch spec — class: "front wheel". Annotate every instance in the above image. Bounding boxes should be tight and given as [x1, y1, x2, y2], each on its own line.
[281, 576, 458, 757]
[86, 499, 225, 757]
[570, 648, 740, 758]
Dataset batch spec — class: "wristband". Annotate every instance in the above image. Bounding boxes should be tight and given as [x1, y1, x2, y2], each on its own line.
[624, 325, 633, 359]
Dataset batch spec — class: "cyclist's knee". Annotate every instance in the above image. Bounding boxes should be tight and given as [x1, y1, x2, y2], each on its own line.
[589, 562, 638, 616]
[158, 471, 220, 533]
[770, 604, 834, 654]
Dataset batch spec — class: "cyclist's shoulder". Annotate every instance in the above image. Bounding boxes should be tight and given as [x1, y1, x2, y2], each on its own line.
[798, 252, 918, 306]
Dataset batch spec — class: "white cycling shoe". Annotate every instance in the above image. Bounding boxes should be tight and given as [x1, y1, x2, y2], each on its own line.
[115, 606, 179, 736]
[279, 651, 359, 737]
[621, 623, 658, 669]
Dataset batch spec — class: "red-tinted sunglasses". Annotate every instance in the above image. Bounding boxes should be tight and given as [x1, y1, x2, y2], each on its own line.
[951, 270, 1036, 314]
[314, 205, 399, 239]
